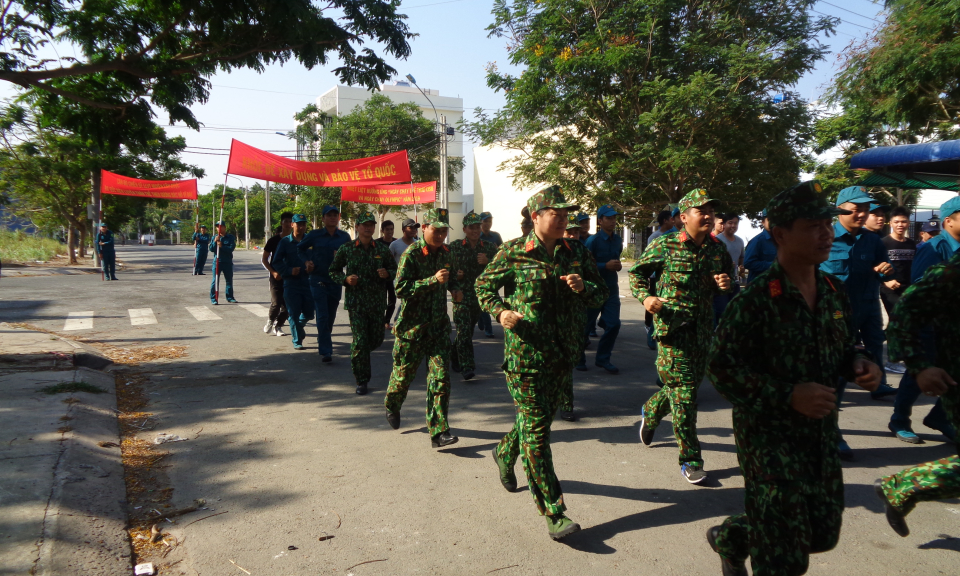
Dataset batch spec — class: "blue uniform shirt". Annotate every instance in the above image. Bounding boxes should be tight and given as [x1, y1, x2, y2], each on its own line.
[480, 231, 503, 246]
[744, 229, 777, 284]
[272, 234, 310, 288]
[96, 230, 115, 255]
[585, 228, 623, 289]
[819, 222, 891, 308]
[209, 234, 236, 262]
[297, 227, 351, 283]
[193, 232, 210, 251]
[911, 232, 960, 282]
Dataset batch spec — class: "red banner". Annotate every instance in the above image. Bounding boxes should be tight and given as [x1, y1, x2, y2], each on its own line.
[226, 139, 410, 187]
[341, 182, 437, 205]
[100, 170, 198, 200]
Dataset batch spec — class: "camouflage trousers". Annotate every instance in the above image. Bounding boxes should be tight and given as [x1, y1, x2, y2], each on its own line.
[452, 298, 481, 372]
[642, 335, 709, 466]
[879, 389, 959, 515]
[348, 309, 386, 385]
[559, 371, 574, 413]
[384, 334, 451, 437]
[497, 369, 567, 516]
[714, 477, 843, 576]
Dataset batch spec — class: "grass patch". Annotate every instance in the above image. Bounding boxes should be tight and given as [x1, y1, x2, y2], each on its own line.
[0, 230, 66, 262]
[40, 381, 108, 395]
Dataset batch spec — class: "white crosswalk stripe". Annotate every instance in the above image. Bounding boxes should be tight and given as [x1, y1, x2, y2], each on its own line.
[238, 303, 269, 318]
[128, 308, 158, 326]
[64, 311, 94, 331]
[185, 306, 222, 321]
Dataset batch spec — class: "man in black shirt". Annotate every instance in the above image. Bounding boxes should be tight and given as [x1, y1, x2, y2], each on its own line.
[377, 220, 397, 328]
[880, 207, 916, 314]
[262, 212, 294, 336]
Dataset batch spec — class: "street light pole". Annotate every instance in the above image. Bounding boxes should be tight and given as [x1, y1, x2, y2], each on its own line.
[405, 74, 447, 210]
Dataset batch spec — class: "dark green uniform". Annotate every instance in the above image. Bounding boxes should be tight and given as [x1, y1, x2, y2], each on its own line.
[329, 220, 398, 386]
[629, 190, 732, 469]
[879, 252, 960, 517]
[384, 213, 461, 438]
[476, 206, 607, 518]
[450, 230, 498, 374]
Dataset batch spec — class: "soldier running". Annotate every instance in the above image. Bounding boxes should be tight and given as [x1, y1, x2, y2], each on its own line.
[706, 182, 881, 576]
[476, 186, 607, 540]
[383, 208, 464, 449]
[329, 211, 398, 395]
[450, 210, 498, 381]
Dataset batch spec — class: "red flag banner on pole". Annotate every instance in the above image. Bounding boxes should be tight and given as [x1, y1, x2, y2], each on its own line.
[100, 170, 198, 200]
[341, 182, 437, 205]
[226, 139, 411, 187]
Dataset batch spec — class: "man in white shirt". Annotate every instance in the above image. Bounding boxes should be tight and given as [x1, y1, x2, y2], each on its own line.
[713, 213, 745, 324]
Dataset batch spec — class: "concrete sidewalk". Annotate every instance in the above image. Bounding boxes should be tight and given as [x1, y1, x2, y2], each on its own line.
[0, 326, 131, 576]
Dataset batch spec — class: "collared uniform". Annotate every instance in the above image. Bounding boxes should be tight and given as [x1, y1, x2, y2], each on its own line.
[476, 234, 607, 516]
[629, 229, 732, 467]
[298, 228, 352, 357]
[329, 239, 397, 384]
[272, 234, 315, 346]
[209, 233, 237, 302]
[707, 262, 867, 576]
[450, 238, 498, 373]
[583, 229, 623, 365]
[743, 229, 777, 284]
[477, 230, 504, 335]
[880, 252, 960, 514]
[192, 231, 210, 275]
[384, 239, 461, 437]
[96, 229, 117, 279]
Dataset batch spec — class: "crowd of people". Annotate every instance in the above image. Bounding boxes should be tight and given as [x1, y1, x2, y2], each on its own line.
[181, 184, 959, 575]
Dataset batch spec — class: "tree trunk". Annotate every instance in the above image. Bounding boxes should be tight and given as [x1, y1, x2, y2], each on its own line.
[78, 226, 87, 258]
[67, 227, 78, 265]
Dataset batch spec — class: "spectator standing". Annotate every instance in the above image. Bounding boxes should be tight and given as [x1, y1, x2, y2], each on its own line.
[918, 220, 940, 245]
[713, 213, 745, 323]
[865, 203, 888, 233]
[192, 225, 211, 276]
[578, 212, 592, 242]
[744, 211, 777, 283]
[389, 219, 420, 322]
[261, 212, 293, 337]
[578, 204, 623, 374]
[377, 220, 397, 328]
[477, 211, 503, 338]
[880, 207, 915, 315]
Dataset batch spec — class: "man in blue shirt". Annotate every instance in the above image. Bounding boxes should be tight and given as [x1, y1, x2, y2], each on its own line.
[273, 214, 314, 349]
[888, 196, 960, 444]
[96, 223, 118, 280]
[192, 225, 210, 276]
[477, 211, 503, 337]
[578, 204, 623, 374]
[209, 221, 237, 303]
[298, 205, 351, 362]
[744, 210, 777, 283]
[820, 186, 896, 460]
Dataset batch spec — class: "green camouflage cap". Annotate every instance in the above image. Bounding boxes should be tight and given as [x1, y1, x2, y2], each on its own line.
[355, 210, 376, 225]
[677, 188, 720, 212]
[526, 185, 579, 214]
[462, 210, 483, 226]
[422, 207, 450, 228]
[766, 180, 849, 227]
[566, 212, 581, 230]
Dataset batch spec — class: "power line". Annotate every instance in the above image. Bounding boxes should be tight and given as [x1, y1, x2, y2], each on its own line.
[403, 0, 471, 9]
[811, 8, 873, 30]
[818, 1, 883, 24]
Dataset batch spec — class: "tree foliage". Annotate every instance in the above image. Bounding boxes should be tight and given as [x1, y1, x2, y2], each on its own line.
[463, 0, 835, 217]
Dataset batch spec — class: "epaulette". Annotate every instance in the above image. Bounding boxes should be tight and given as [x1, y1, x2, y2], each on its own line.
[678, 230, 688, 242]
[824, 276, 837, 292]
[769, 279, 782, 298]
[355, 240, 360, 247]
[525, 239, 536, 252]
[421, 245, 429, 256]
[709, 234, 721, 244]
[562, 239, 570, 251]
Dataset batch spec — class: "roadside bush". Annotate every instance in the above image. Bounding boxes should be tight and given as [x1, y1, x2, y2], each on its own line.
[0, 230, 66, 262]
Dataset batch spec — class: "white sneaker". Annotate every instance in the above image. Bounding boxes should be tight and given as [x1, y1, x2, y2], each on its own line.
[263, 321, 274, 333]
[274, 326, 285, 337]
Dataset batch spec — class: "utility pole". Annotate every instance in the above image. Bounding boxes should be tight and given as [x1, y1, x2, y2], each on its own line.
[265, 181, 271, 239]
[440, 115, 448, 210]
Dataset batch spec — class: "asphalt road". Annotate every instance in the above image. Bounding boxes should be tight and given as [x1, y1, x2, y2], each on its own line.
[1, 245, 957, 575]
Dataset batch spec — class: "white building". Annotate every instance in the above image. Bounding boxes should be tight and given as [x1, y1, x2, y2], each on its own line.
[317, 81, 466, 239]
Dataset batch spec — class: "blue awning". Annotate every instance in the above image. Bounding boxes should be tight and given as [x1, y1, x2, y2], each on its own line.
[850, 140, 960, 175]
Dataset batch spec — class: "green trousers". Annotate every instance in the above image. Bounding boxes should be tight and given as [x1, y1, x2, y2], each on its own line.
[384, 334, 451, 437]
[497, 369, 567, 516]
[559, 371, 574, 413]
[348, 310, 386, 385]
[452, 298, 482, 372]
[714, 478, 843, 576]
[642, 335, 709, 466]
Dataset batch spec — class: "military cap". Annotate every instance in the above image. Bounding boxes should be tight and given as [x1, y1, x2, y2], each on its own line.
[835, 186, 873, 206]
[677, 189, 719, 213]
[321, 205, 340, 216]
[462, 210, 483, 226]
[291, 214, 307, 223]
[576, 212, 590, 222]
[869, 202, 889, 213]
[215, 220, 227, 226]
[479, 211, 493, 221]
[566, 212, 581, 230]
[200, 224, 208, 228]
[526, 185, 579, 214]
[922, 220, 940, 233]
[422, 207, 450, 228]
[355, 210, 376, 225]
[98, 222, 108, 227]
[939, 196, 960, 222]
[597, 204, 619, 218]
[766, 181, 849, 227]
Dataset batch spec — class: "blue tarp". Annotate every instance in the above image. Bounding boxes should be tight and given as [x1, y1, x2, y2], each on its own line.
[850, 140, 960, 174]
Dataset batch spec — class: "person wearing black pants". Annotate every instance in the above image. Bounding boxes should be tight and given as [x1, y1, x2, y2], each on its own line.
[377, 220, 398, 327]
[262, 213, 293, 336]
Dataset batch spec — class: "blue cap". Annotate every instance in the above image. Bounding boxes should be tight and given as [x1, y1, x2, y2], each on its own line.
[671, 207, 680, 218]
[761, 209, 768, 218]
[597, 204, 619, 218]
[576, 212, 590, 222]
[321, 205, 340, 216]
[922, 220, 941, 233]
[479, 211, 492, 220]
[215, 221, 226, 226]
[292, 214, 307, 223]
[940, 197, 960, 222]
[869, 202, 889, 213]
[835, 186, 874, 207]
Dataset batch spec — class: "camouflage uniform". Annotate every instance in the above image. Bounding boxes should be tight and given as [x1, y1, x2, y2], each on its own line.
[384, 208, 461, 437]
[328, 211, 398, 385]
[707, 182, 870, 576]
[879, 251, 960, 516]
[562, 212, 591, 413]
[476, 188, 607, 517]
[450, 211, 499, 373]
[629, 189, 733, 468]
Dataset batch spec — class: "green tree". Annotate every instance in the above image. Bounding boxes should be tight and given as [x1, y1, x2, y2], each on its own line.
[463, 0, 835, 218]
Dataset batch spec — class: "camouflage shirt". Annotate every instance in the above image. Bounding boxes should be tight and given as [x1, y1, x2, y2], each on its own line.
[450, 238, 498, 300]
[707, 260, 867, 482]
[629, 229, 733, 338]
[328, 239, 398, 314]
[887, 252, 960, 380]
[393, 238, 461, 340]
[476, 233, 608, 372]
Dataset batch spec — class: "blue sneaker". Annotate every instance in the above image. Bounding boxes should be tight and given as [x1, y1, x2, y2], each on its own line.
[293, 344, 304, 350]
[680, 463, 708, 484]
[888, 423, 922, 444]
